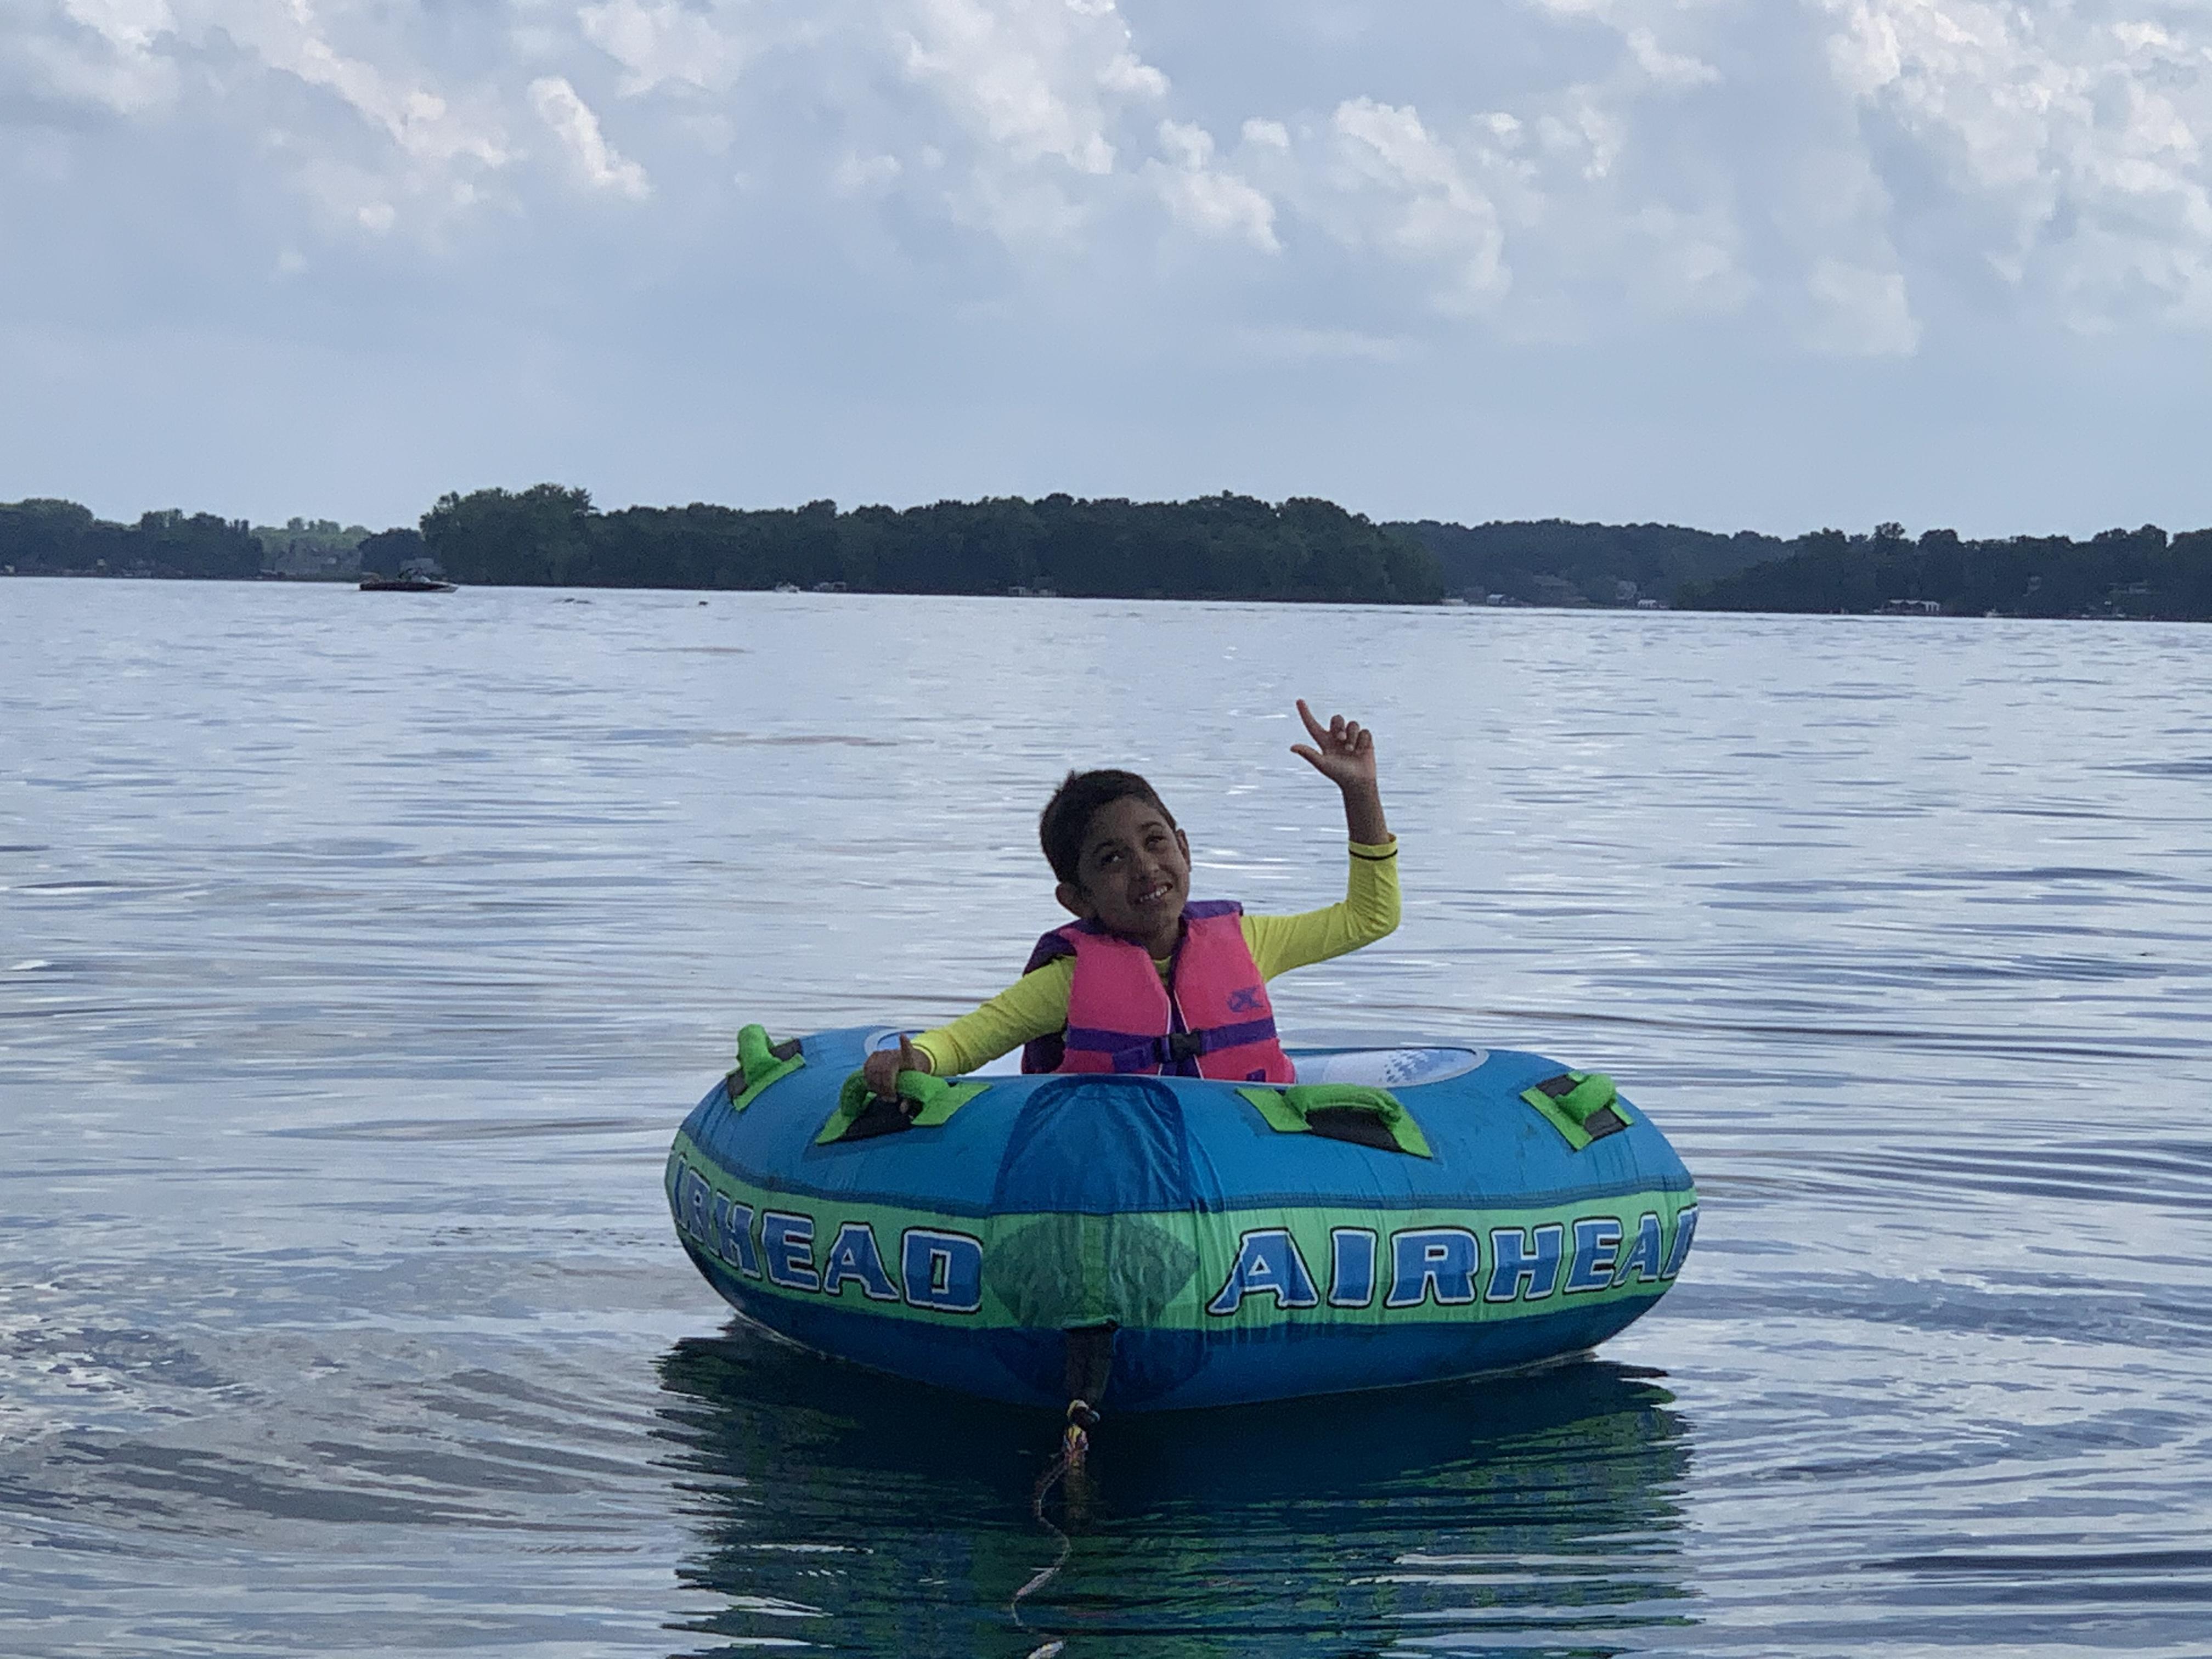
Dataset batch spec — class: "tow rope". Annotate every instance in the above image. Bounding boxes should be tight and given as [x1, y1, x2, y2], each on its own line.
[1011, 1397, 1101, 1657]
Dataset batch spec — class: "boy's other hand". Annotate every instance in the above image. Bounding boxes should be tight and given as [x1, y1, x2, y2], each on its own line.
[864, 1034, 930, 1100]
[1291, 698, 1378, 791]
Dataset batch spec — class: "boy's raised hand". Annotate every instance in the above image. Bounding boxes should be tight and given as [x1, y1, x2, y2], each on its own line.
[1291, 698, 1378, 790]
[1291, 698, 1391, 844]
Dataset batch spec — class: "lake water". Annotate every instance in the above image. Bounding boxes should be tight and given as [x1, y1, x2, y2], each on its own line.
[3, 578, 2209, 1657]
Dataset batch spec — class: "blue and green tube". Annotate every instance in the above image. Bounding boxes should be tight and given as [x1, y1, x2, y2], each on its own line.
[668, 1026, 1697, 1412]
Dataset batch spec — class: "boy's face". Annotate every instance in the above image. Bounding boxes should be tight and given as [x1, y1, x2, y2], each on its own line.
[1058, 794, 1191, 957]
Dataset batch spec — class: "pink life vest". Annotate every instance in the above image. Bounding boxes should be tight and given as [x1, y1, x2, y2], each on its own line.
[1019, 900, 1295, 1083]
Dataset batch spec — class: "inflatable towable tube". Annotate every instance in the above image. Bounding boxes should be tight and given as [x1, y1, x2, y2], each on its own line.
[667, 1026, 1697, 1413]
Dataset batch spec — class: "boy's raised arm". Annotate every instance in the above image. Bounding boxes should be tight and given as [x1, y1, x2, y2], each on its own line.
[1291, 698, 1392, 845]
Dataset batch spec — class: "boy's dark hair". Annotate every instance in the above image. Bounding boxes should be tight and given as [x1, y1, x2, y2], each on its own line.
[1039, 769, 1177, 885]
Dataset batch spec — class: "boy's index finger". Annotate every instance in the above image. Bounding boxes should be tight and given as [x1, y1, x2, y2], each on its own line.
[1295, 698, 1328, 741]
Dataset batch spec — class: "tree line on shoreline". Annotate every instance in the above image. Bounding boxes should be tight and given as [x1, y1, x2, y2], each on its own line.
[7, 489, 2212, 619]
[1673, 521, 2212, 620]
[0, 489, 1441, 605]
[412, 486, 1446, 603]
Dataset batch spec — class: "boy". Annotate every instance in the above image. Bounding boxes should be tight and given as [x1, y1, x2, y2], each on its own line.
[863, 699, 1397, 1090]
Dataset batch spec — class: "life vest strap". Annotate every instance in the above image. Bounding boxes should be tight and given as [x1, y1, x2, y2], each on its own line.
[1065, 1016, 1282, 1075]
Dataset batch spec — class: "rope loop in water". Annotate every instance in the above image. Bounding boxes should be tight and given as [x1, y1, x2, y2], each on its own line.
[1011, 1398, 1099, 1653]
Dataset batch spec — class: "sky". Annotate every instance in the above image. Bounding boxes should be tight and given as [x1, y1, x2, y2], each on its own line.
[8, 0, 2212, 538]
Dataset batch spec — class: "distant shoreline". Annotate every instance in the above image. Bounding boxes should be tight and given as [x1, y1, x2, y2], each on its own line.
[7, 490, 2210, 621]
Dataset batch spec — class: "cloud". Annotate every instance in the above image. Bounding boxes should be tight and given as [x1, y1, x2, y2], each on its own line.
[1147, 119, 1277, 251]
[10, 0, 2212, 535]
[528, 75, 650, 199]
[1630, 205, 1754, 315]
[33, 0, 178, 114]
[1322, 97, 1511, 313]
[14, 0, 2211, 336]
[828, 0, 1176, 247]
[833, 150, 904, 195]
[1808, 255, 1921, 354]
[580, 0, 752, 98]
[1624, 26, 1720, 90]
[896, 0, 1166, 177]
[223, 2, 508, 172]
[10, 0, 512, 235]
[1818, 0, 2212, 327]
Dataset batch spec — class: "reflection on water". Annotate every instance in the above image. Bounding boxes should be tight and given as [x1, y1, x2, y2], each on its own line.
[656, 1330, 1692, 1657]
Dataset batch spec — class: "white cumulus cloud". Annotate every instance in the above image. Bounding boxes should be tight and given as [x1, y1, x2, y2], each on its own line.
[1147, 119, 1277, 251]
[10, 0, 2212, 537]
[897, 0, 1165, 177]
[1818, 0, 2212, 327]
[580, 0, 752, 97]
[529, 75, 650, 199]
[1323, 97, 1511, 313]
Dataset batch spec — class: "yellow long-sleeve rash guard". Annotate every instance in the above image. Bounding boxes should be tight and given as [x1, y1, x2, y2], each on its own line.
[910, 838, 1401, 1076]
